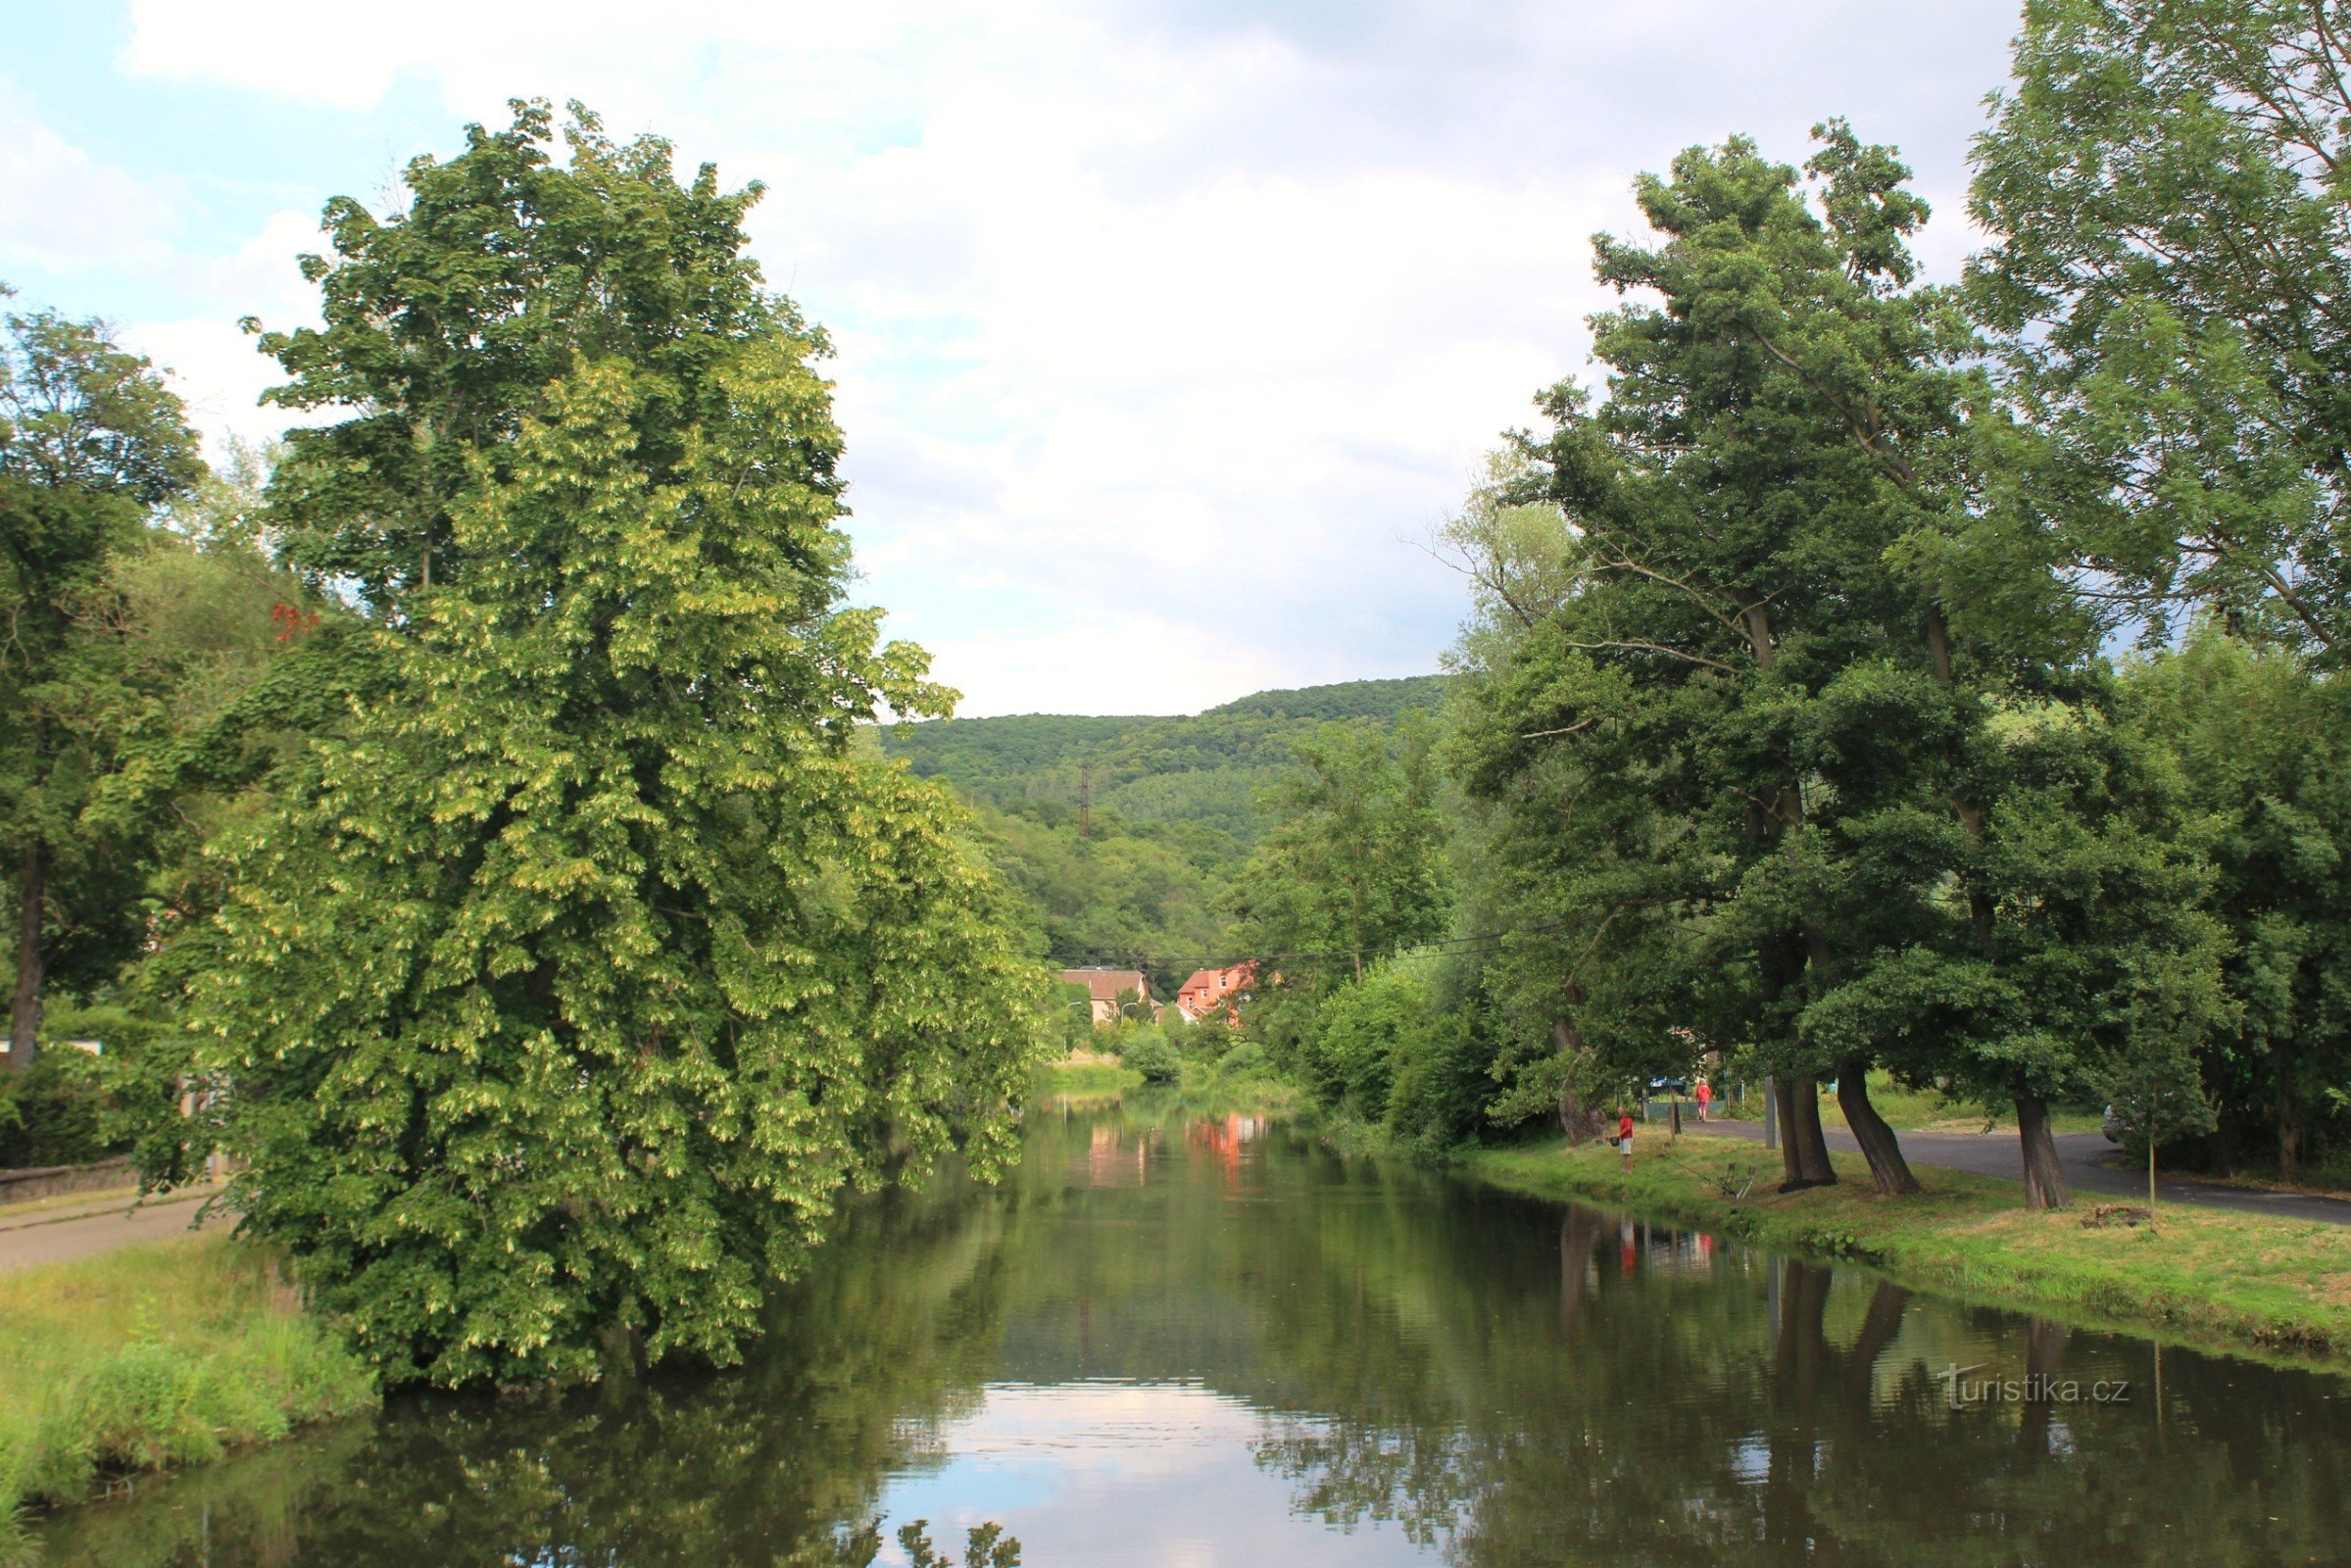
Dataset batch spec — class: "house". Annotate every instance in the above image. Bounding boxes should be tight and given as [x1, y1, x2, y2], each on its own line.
[1174, 961, 1256, 1024]
[1061, 967, 1153, 1026]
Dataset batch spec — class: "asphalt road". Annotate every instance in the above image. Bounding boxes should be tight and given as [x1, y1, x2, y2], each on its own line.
[1687, 1118, 2351, 1226]
[0, 1187, 227, 1271]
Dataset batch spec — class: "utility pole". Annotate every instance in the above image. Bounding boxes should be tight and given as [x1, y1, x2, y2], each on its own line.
[1079, 761, 1093, 841]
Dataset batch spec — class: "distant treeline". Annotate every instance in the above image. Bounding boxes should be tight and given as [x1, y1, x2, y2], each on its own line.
[880, 675, 1452, 842]
[881, 677, 1449, 991]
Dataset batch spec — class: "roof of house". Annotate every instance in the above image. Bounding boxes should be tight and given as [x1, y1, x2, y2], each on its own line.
[1061, 967, 1149, 1003]
[1177, 968, 1222, 997]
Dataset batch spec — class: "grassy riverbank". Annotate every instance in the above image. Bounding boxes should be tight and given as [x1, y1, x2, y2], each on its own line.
[1462, 1134, 2351, 1369]
[0, 1232, 375, 1558]
[1032, 1058, 1142, 1096]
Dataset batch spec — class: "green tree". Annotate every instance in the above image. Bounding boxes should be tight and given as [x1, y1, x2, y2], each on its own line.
[0, 299, 205, 1070]
[1466, 132, 1972, 1194]
[183, 106, 1049, 1387]
[1229, 713, 1449, 980]
[2127, 634, 2351, 1178]
[252, 100, 776, 617]
[1971, 0, 2351, 655]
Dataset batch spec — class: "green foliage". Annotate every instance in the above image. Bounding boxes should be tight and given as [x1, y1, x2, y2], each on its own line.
[2124, 633, 2351, 1173]
[1972, 0, 2351, 655]
[251, 99, 780, 614]
[1, 301, 210, 1061]
[0, 1049, 114, 1169]
[971, 804, 1233, 979]
[1209, 675, 1454, 722]
[879, 676, 1450, 843]
[176, 105, 1051, 1388]
[1119, 1029, 1182, 1086]
[1229, 712, 1449, 980]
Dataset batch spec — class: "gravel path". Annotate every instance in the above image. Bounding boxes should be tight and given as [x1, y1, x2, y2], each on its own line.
[0, 1187, 227, 1271]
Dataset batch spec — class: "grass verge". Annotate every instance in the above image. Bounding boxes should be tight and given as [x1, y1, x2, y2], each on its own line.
[1032, 1059, 1142, 1096]
[1461, 1133, 2351, 1371]
[0, 1231, 375, 1560]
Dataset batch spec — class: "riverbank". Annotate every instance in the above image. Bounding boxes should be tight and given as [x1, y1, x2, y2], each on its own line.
[1461, 1133, 2351, 1369]
[0, 1231, 375, 1560]
[1033, 1058, 1141, 1096]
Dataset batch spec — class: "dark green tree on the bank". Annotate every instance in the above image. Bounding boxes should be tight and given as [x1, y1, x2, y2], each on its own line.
[183, 103, 1050, 1387]
[1456, 132, 1964, 1196]
[1, 299, 205, 1071]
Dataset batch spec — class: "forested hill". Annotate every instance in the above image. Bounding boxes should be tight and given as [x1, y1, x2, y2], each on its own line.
[879, 675, 1450, 979]
[880, 674, 1450, 842]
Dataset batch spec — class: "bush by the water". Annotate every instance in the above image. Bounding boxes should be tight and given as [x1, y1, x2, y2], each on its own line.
[1121, 1033, 1182, 1086]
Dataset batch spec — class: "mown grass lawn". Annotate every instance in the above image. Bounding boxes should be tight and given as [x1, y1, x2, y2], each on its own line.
[1464, 1132, 2351, 1370]
[0, 1231, 374, 1559]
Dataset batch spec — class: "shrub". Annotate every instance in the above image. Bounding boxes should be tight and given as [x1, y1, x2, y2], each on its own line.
[0, 1050, 121, 1170]
[1121, 1034, 1182, 1086]
[1215, 1042, 1270, 1081]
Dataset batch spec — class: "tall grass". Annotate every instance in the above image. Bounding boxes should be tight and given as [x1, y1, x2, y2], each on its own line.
[0, 1232, 375, 1560]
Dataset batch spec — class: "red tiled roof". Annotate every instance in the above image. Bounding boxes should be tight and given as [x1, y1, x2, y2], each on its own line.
[1061, 967, 1149, 1003]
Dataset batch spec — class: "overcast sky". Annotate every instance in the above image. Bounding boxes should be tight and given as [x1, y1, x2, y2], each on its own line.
[2, 1, 2025, 716]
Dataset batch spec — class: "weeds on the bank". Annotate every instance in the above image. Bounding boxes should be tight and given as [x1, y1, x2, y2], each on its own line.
[0, 1232, 375, 1556]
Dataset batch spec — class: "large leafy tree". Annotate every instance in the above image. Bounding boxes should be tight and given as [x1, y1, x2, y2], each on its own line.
[2128, 635, 2351, 1178]
[1227, 712, 1449, 985]
[0, 298, 205, 1069]
[185, 104, 1049, 1387]
[252, 99, 775, 616]
[1972, 0, 2351, 653]
[1471, 132, 1964, 1194]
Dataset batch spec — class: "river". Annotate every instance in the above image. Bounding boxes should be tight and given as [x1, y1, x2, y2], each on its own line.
[29, 1094, 2351, 1565]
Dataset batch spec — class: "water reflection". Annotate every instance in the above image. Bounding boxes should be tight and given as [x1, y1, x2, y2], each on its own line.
[31, 1097, 2351, 1566]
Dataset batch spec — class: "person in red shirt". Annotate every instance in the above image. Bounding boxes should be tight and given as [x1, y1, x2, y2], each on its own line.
[1618, 1107, 1636, 1170]
[1695, 1079, 1713, 1122]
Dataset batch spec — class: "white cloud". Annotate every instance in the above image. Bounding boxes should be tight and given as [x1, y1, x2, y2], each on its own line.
[0, 85, 181, 276]
[103, 0, 2024, 713]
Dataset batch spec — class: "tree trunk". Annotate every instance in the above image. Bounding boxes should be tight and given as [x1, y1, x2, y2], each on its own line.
[1778, 1078, 1837, 1190]
[1773, 1076, 1805, 1188]
[2016, 1091, 2071, 1210]
[1837, 1058, 1922, 1196]
[1552, 1016, 1602, 1145]
[9, 840, 44, 1073]
[2280, 1101, 2305, 1184]
[1791, 1080, 1837, 1186]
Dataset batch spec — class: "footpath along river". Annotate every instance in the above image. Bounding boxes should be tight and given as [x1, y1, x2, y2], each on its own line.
[30, 1095, 2351, 1566]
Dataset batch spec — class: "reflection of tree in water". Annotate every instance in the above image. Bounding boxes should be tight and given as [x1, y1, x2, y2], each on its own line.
[30, 1103, 2351, 1567]
[1246, 1192, 2351, 1568]
[32, 1178, 1029, 1568]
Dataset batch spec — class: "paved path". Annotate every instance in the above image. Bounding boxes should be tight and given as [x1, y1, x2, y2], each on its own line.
[0, 1187, 228, 1271]
[1687, 1119, 2351, 1227]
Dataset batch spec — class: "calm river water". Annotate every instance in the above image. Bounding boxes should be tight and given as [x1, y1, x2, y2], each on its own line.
[31, 1096, 2351, 1566]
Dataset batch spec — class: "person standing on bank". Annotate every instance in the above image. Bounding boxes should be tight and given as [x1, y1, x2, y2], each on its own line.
[1618, 1107, 1636, 1171]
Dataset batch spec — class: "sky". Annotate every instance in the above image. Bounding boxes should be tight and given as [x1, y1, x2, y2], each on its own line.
[0, 1, 2025, 716]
